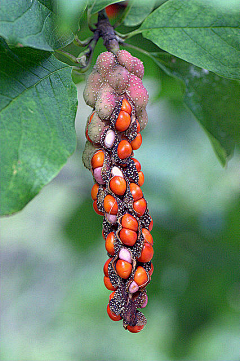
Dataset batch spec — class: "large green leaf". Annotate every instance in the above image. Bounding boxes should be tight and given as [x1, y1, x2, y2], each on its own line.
[151, 52, 240, 166]
[139, 0, 240, 80]
[124, 0, 156, 27]
[0, 0, 73, 51]
[0, 40, 77, 215]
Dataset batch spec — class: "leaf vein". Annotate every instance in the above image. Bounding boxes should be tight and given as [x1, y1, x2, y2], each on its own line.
[0, 0, 34, 23]
[22, 12, 51, 40]
[0, 66, 69, 112]
[181, 28, 231, 68]
[210, 28, 240, 52]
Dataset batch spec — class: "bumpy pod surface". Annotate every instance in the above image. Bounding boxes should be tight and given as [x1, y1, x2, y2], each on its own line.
[83, 50, 153, 333]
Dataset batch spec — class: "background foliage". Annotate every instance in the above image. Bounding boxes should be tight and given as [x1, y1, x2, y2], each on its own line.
[0, 1, 239, 360]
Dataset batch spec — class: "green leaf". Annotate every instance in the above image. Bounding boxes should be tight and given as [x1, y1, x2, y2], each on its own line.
[151, 52, 240, 166]
[140, 0, 240, 80]
[0, 40, 77, 216]
[56, 0, 88, 33]
[0, 0, 73, 51]
[124, 0, 156, 27]
[89, 0, 125, 14]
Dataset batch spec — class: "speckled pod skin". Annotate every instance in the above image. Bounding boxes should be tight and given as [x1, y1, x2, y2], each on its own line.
[83, 50, 153, 333]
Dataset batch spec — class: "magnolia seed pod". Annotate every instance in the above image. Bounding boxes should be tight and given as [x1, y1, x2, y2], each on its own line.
[83, 50, 153, 333]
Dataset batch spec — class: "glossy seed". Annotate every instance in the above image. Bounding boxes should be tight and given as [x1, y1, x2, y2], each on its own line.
[105, 213, 117, 224]
[91, 183, 99, 201]
[104, 129, 115, 148]
[105, 232, 115, 255]
[111, 166, 124, 178]
[128, 281, 139, 293]
[127, 324, 144, 333]
[91, 150, 104, 169]
[109, 176, 127, 196]
[93, 167, 105, 185]
[117, 140, 132, 159]
[119, 228, 137, 246]
[116, 259, 132, 279]
[121, 98, 132, 114]
[119, 248, 132, 263]
[115, 110, 131, 132]
[121, 213, 138, 231]
[104, 194, 118, 215]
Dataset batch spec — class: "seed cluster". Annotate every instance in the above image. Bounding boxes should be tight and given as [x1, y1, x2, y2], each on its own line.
[82, 50, 153, 333]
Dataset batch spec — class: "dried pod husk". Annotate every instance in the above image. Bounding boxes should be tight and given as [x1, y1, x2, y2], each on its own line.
[82, 141, 99, 170]
[125, 119, 138, 142]
[123, 310, 147, 329]
[83, 71, 103, 108]
[117, 50, 135, 74]
[96, 51, 117, 77]
[95, 84, 118, 120]
[102, 217, 115, 237]
[105, 65, 130, 94]
[127, 74, 149, 111]
[136, 108, 148, 131]
[87, 112, 109, 144]
[108, 256, 121, 288]
[123, 158, 139, 184]
[96, 186, 106, 213]
[109, 285, 126, 316]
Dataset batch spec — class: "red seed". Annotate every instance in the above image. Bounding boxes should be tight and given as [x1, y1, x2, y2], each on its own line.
[134, 266, 148, 287]
[132, 157, 141, 172]
[105, 232, 115, 256]
[107, 304, 122, 321]
[91, 183, 99, 201]
[129, 183, 143, 201]
[93, 200, 104, 216]
[136, 120, 140, 133]
[131, 133, 142, 150]
[127, 324, 144, 333]
[104, 195, 118, 215]
[115, 259, 132, 279]
[91, 150, 104, 169]
[104, 276, 117, 291]
[109, 291, 115, 301]
[137, 242, 154, 263]
[133, 197, 147, 216]
[115, 110, 131, 132]
[117, 140, 132, 159]
[119, 228, 137, 246]
[142, 228, 153, 245]
[149, 217, 153, 231]
[121, 213, 138, 232]
[121, 98, 132, 114]
[138, 171, 144, 186]
[109, 176, 127, 196]
[149, 263, 154, 277]
[103, 258, 112, 277]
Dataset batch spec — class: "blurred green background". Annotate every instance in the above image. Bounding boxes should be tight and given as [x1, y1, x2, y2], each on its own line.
[1, 51, 240, 361]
